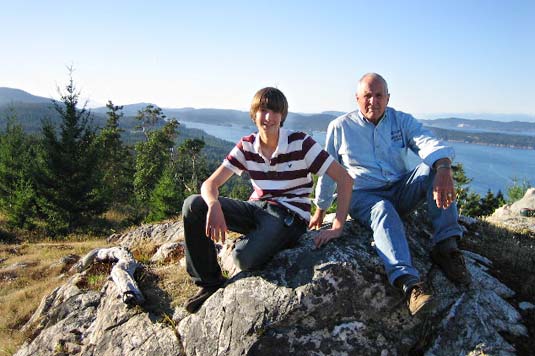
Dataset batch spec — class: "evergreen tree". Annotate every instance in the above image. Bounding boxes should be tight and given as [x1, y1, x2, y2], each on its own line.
[462, 191, 483, 217]
[34, 74, 105, 234]
[133, 118, 179, 204]
[480, 189, 498, 216]
[177, 138, 206, 194]
[452, 163, 481, 217]
[146, 163, 184, 222]
[135, 104, 166, 139]
[95, 101, 134, 207]
[506, 177, 531, 203]
[495, 190, 506, 207]
[0, 114, 38, 228]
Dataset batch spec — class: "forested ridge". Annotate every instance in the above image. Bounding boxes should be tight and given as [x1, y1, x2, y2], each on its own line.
[0, 77, 251, 237]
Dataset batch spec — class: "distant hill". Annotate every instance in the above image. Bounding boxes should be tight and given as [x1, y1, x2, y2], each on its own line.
[0, 87, 51, 106]
[417, 112, 535, 123]
[1, 87, 534, 149]
[421, 118, 535, 135]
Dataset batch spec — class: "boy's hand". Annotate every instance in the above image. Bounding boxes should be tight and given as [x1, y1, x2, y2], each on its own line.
[309, 209, 326, 230]
[313, 228, 342, 248]
[205, 201, 227, 243]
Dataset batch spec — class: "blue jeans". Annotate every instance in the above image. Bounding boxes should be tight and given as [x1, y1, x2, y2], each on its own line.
[183, 195, 307, 287]
[349, 163, 462, 285]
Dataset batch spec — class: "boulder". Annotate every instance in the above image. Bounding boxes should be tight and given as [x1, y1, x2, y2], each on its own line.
[15, 274, 182, 356]
[16, 218, 529, 355]
[107, 221, 184, 248]
[488, 188, 535, 233]
[178, 221, 526, 355]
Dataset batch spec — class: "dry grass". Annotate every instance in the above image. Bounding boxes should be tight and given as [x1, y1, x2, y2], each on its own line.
[0, 239, 108, 356]
[147, 264, 197, 309]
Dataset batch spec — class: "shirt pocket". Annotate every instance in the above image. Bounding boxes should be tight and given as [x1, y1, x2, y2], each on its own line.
[390, 129, 405, 148]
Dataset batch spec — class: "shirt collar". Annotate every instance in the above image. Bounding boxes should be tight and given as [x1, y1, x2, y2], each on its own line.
[253, 128, 287, 159]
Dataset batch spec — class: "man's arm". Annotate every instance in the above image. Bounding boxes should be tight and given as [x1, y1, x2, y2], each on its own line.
[402, 113, 456, 209]
[312, 161, 353, 248]
[200, 164, 234, 243]
[310, 121, 341, 229]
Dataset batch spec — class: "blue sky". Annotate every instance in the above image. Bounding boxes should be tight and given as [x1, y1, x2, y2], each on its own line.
[1, 0, 534, 119]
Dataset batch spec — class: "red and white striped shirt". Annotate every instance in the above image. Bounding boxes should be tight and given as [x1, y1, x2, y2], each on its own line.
[222, 128, 334, 222]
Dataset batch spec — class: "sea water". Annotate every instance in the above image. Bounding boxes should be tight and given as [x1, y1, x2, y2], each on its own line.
[181, 121, 535, 196]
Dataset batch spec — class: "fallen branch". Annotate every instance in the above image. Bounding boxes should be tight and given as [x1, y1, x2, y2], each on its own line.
[74, 247, 145, 306]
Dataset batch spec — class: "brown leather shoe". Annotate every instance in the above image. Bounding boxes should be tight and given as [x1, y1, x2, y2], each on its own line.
[407, 282, 434, 316]
[431, 247, 471, 286]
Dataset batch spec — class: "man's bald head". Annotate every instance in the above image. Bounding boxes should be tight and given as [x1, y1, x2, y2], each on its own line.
[355, 73, 390, 124]
[357, 73, 389, 96]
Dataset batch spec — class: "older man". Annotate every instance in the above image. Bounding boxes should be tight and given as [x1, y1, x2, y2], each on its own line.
[310, 73, 470, 316]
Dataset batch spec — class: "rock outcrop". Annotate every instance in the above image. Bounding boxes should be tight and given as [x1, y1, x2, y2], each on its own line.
[488, 188, 535, 233]
[16, 215, 530, 356]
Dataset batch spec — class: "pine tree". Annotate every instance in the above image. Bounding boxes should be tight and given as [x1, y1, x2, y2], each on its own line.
[495, 190, 506, 207]
[506, 177, 531, 203]
[95, 101, 134, 207]
[135, 104, 167, 139]
[34, 74, 105, 234]
[452, 163, 481, 217]
[480, 189, 497, 216]
[146, 163, 184, 222]
[178, 138, 206, 194]
[133, 118, 179, 204]
[0, 114, 38, 228]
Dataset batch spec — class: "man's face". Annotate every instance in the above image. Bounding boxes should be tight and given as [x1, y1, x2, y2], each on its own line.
[356, 77, 390, 124]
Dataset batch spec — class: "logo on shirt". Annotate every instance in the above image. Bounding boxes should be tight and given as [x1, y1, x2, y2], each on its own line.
[391, 130, 402, 142]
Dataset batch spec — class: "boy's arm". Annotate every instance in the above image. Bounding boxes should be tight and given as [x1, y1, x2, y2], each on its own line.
[200, 164, 234, 243]
[313, 161, 353, 248]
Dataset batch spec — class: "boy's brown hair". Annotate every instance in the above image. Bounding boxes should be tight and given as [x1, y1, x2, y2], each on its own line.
[249, 87, 289, 127]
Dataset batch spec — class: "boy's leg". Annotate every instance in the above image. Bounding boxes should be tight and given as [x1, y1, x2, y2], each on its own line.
[232, 202, 306, 271]
[183, 195, 257, 287]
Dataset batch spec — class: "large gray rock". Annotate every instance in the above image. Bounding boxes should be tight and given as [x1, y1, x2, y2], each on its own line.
[488, 188, 535, 233]
[178, 221, 527, 356]
[15, 274, 182, 356]
[16, 218, 529, 356]
[108, 221, 184, 248]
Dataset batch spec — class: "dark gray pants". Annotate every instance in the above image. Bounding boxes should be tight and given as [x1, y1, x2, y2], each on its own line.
[183, 195, 307, 287]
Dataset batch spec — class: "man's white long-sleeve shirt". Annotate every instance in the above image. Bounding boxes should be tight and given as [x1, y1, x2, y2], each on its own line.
[314, 107, 455, 210]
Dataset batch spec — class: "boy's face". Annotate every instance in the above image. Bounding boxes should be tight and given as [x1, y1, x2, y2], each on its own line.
[254, 108, 282, 133]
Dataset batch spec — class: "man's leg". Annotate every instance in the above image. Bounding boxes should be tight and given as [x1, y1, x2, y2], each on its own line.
[350, 190, 420, 286]
[394, 163, 470, 285]
[232, 202, 306, 271]
[395, 162, 463, 244]
[350, 189, 434, 316]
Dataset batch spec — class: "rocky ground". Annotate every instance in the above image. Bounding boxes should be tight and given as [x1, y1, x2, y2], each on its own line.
[12, 200, 535, 356]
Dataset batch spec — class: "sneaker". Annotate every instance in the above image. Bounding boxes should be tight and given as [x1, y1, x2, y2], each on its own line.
[406, 282, 434, 316]
[431, 247, 471, 286]
[184, 285, 222, 313]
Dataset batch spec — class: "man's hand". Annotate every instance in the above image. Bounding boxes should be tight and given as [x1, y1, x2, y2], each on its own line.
[205, 201, 227, 243]
[433, 167, 456, 209]
[309, 209, 326, 230]
[313, 228, 342, 248]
